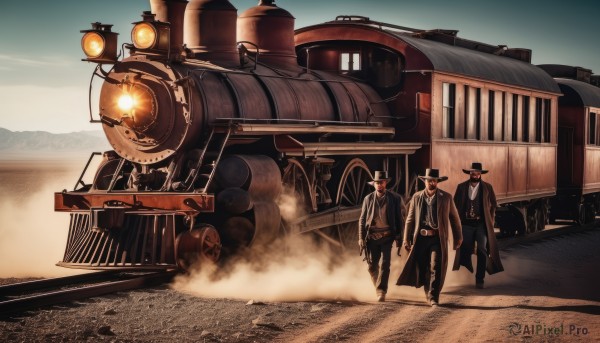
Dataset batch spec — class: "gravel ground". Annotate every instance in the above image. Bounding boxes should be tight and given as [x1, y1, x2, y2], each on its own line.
[2, 227, 599, 343]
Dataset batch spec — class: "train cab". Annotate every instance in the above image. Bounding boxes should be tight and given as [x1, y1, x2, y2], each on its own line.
[295, 16, 562, 234]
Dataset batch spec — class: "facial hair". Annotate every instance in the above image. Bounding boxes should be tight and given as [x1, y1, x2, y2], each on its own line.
[427, 183, 437, 192]
[470, 177, 481, 184]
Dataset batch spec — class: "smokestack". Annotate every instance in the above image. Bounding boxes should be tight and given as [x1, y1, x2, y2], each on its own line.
[150, 0, 188, 54]
[183, 0, 238, 63]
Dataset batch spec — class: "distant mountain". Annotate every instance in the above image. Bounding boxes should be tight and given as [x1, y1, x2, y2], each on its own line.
[0, 127, 111, 157]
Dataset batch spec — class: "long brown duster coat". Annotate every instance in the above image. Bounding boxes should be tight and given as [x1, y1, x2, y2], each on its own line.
[396, 188, 462, 291]
[452, 180, 504, 274]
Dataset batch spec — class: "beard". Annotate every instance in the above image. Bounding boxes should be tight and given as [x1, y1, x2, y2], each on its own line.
[427, 184, 437, 191]
[470, 177, 481, 183]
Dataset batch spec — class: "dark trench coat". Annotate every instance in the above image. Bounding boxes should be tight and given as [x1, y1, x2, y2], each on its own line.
[452, 180, 504, 274]
[396, 188, 462, 292]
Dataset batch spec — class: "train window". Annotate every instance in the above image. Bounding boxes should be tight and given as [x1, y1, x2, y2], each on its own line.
[543, 99, 551, 143]
[511, 94, 519, 141]
[501, 92, 506, 141]
[443, 83, 456, 139]
[465, 86, 481, 140]
[340, 52, 361, 71]
[535, 98, 543, 143]
[488, 90, 495, 140]
[476, 88, 482, 140]
[522, 96, 530, 142]
[365, 48, 403, 89]
[590, 112, 597, 145]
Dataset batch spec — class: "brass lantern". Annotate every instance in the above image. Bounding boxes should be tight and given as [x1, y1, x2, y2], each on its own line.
[131, 11, 170, 54]
[80, 22, 119, 63]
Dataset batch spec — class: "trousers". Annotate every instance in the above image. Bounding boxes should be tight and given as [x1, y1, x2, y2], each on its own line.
[366, 237, 393, 294]
[460, 223, 488, 282]
[415, 236, 442, 301]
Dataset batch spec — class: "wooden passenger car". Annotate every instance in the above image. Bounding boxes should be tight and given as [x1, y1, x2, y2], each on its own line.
[295, 16, 562, 234]
[539, 65, 600, 223]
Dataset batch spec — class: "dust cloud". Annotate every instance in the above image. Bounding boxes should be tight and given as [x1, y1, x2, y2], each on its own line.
[173, 189, 425, 302]
[0, 159, 87, 278]
[174, 235, 377, 302]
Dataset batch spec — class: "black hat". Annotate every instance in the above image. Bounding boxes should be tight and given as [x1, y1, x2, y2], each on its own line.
[418, 168, 448, 182]
[368, 170, 392, 185]
[462, 162, 488, 174]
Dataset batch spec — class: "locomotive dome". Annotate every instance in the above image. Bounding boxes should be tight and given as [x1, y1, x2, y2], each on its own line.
[237, 0, 297, 68]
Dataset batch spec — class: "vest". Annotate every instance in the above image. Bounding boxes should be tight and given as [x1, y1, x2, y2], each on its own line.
[465, 184, 483, 222]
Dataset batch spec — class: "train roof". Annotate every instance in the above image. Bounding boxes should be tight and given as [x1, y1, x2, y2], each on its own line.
[385, 31, 561, 93]
[555, 78, 600, 108]
[295, 18, 561, 94]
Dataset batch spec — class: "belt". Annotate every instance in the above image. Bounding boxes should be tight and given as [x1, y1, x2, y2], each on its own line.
[368, 228, 392, 240]
[463, 219, 483, 225]
[370, 226, 391, 232]
[419, 228, 438, 236]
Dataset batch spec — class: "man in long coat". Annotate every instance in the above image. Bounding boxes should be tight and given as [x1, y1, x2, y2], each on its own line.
[452, 162, 504, 288]
[358, 170, 404, 302]
[396, 168, 462, 306]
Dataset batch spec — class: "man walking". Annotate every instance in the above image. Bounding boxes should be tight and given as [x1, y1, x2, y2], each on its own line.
[358, 171, 404, 302]
[396, 168, 462, 306]
[452, 162, 504, 288]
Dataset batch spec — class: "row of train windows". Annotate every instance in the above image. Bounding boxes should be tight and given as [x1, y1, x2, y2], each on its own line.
[442, 83, 551, 143]
[590, 112, 600, 146]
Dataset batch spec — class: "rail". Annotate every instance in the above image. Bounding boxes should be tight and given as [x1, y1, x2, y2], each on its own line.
[0, 270, 177, 318]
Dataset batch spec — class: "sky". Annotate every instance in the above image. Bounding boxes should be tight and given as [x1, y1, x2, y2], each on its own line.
[0, 0, 598, 133]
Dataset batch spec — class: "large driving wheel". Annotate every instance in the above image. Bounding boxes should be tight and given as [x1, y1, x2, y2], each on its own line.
[282, 159, 317, 215]
[334, 158, 372, 250]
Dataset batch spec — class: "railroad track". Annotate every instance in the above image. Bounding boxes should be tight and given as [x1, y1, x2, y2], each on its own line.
[0, 270, 177, 318]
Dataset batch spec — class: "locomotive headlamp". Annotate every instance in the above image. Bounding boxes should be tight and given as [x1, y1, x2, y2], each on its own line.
[131, 12, 170, 52]
[118, 93, 135, 112]
[114, 75, 157, 133]
[80, 22, 118, 63]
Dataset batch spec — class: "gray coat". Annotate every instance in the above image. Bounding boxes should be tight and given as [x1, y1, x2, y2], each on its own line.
[358, 191, 404, 242]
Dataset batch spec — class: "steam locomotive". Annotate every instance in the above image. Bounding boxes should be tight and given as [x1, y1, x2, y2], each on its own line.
[54, 0, 600, 270]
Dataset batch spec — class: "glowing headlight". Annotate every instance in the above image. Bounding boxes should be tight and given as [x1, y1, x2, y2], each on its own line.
[80, 22, 118, 63]
[132, 22, 157, 49]
[81, 32, 105, 58]
[118, 94, 135, 112]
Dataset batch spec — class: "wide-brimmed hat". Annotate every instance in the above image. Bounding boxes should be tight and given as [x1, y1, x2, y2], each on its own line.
[368, 170, 392, 185]
[462, 162, 488, 174]
[418, 168, 448, 182]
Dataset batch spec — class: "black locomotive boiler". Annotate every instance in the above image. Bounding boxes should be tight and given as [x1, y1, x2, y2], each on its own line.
[55, 0, 420, 270]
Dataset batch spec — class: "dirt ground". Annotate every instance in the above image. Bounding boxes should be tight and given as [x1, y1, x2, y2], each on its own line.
[1, 226, 599, 343]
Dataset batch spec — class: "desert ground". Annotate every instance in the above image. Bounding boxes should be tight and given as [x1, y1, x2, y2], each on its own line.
[1, 225, 598, 342]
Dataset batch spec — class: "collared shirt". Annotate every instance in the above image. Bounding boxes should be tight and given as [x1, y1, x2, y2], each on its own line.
[468, 182, 480, 201]
[372, 191, 389, 228]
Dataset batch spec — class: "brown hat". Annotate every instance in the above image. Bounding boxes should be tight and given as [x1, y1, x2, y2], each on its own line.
[368, 170, 392, 185]
[462, 162, 488, 174]
[418, 168, 448, 182]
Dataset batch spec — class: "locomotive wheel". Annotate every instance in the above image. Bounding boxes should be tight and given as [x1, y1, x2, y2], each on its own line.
[175, 225, 221, 270]
[334, 158, 373, 250]
[282, 159, 317, 215]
